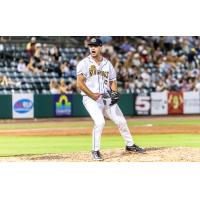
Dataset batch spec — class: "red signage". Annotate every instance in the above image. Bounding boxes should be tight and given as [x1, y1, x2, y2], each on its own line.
[168, 92, 183, 114]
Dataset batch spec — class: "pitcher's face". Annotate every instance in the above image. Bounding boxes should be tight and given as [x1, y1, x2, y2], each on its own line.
[89, 45, 102, 58]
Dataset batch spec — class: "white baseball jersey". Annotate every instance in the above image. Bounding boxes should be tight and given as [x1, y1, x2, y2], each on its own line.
[76, 55, 116, 95]
[76, 55, 134, 151]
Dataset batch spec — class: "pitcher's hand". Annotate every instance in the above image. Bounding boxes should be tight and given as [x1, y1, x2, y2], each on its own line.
[91, 93, 101, 101]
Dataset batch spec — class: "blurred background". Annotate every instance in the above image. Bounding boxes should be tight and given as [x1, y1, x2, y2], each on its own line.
[0, 36, 200, 94]
[0, 36, 200, 95]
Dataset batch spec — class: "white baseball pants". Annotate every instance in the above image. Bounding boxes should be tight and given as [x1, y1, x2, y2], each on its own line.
[83, 96, 134, 151]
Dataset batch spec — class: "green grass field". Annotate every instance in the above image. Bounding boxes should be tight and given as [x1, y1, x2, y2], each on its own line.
[0, 134, 200, 156]
[0, 117, 200, 157]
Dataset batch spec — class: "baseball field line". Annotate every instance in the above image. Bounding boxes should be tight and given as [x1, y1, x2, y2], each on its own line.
[0, 119, 200, 130]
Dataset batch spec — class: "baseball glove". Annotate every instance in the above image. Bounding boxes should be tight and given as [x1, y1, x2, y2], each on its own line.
[102, 90, 120, 106]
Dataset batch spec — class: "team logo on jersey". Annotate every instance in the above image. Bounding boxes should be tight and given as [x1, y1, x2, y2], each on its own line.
[89, 65, 109, 78]
[89, 65, 97, 76]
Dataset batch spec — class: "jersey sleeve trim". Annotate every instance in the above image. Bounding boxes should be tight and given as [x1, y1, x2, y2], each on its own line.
[77, 72, 87, 77]
[109, 77, 117, 81]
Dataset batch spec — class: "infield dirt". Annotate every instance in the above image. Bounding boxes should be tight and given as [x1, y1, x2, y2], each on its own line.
[0, 147, 200, 162]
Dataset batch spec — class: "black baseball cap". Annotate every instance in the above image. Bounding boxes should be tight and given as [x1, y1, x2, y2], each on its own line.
[88, 38, 102, 46]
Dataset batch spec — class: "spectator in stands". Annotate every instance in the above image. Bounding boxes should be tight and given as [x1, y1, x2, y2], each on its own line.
[34, 43, 42, 63]
[159, 56, 172, 76]
[111, 55, 120, 70]
[140, 49, 149, 64]
[41, 43, 49, 61]
[101, 36, 116, 60]
[132, 53, 141, 67]
[134, 76, 144, 94]
[187, 78, 196, 91]
[141, 67, 151, 89]
[26, 37, 36, 57]
[124, 80, 135, 93]
[59, 78, 73, 94]
[27, 57, 37, 73]
[195, 76, 200, 91]
[120, 37, 134, 52]
[70, 80, 77, 93]
[166, 73, 179, 91]
[17, 58, 28, 73]
[35, 59, 46, 73]
[3, 36, 200, 94]
[60, 61, 70, 77]
[0, 75, 21, 87]
[49, 79, 60, 94]
[49, 45, 60, 61]
[84, 36, 92, 48]
[180, 79, 188, 92]
[70, 55, 81, 67]
[163, 36, 176, 51]
[156, 79, 167, 92]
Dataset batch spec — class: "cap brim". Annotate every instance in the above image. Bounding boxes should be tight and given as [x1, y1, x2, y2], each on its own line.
[88, 43, 101, 46]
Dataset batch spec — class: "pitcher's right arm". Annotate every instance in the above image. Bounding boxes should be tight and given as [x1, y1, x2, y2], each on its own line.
[76, 74, 101, 101]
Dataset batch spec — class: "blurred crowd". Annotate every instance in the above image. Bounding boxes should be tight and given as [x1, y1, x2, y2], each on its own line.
[1, 36, 200, 94]
[49, 78, 75, 94]
[92, 36, 200, 94]
[23, 37, 78, 93]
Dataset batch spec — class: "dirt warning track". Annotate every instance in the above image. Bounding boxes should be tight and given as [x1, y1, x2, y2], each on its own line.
[0, 125, 200, 136]
[0, 116, 200, 136]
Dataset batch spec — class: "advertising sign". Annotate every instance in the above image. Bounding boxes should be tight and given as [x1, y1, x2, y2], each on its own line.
[183, 92, 200, 114]
[54, 94, 72, 117]
[151, 92, 168, 115]
[168, 92, 183, 115]
[135, 95, 150, 115]
[12, 93, 34, 118]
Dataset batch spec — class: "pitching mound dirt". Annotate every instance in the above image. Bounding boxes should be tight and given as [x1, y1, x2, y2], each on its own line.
[0, 147, 200, 162]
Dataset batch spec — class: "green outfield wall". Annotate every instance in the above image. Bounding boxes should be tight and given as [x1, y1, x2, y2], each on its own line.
[0, 95, 12, 119]
[0, 92, 199, 119]
[34, 94, 54, 118]
[0, 93, 135, 119]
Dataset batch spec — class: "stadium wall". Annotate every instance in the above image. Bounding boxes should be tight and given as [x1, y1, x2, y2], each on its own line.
[0, 92, 200, 119]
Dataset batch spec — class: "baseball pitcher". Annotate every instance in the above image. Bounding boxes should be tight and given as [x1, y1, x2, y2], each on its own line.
[76, 37, 145, 161]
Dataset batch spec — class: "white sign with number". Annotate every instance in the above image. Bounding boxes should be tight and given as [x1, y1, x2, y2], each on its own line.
[135, 96, 150, 115]
[183, 92, 200, 114]
[151, 92, 168, 115]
